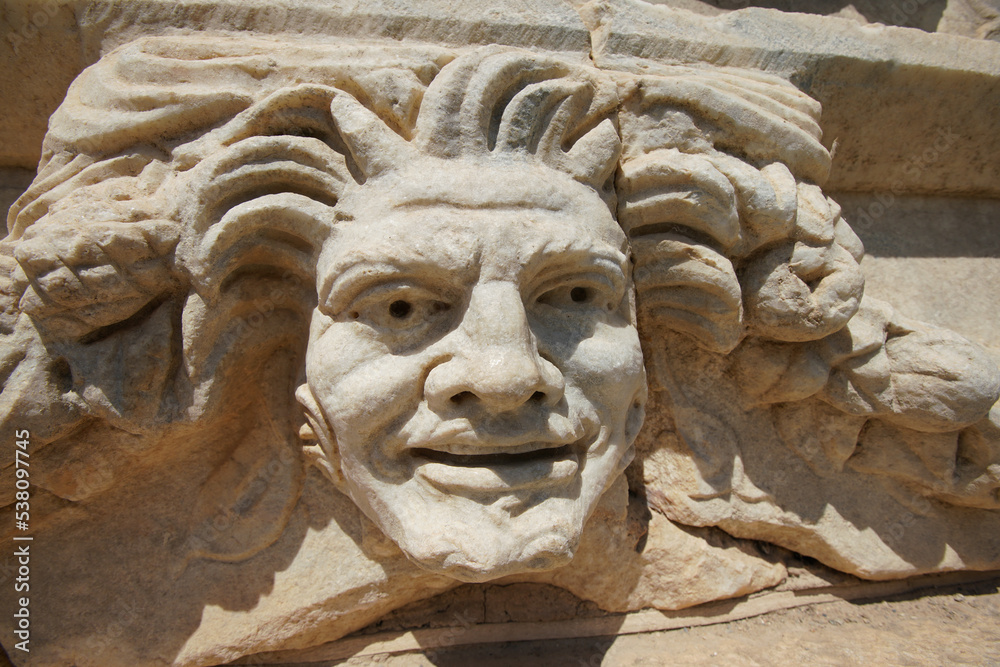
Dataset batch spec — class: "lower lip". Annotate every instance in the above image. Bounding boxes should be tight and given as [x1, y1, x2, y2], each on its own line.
[410, 444, 581, 494]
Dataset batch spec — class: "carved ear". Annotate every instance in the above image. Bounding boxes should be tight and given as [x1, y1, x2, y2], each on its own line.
[185, 393, 305, 564]
[295, 383, 347, 491]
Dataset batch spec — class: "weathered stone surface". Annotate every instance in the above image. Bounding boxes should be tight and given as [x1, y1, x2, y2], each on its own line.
[939, 0, 1000, 38]
[5, 0, 1000, 195]
[582, 0, 1000, 196]
[836, 192, 1000, 352]
[640, 330, 1000, 579]
[636, 0, 1000, 40]
[0, 0, 592, 171]
[0, 2, 997, 665]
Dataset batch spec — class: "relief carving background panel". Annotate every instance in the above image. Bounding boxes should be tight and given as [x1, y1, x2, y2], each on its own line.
[0, 2, 997, 665]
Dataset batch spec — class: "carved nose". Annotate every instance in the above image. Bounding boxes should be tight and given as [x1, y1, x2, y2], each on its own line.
[425, 281, 564, 413]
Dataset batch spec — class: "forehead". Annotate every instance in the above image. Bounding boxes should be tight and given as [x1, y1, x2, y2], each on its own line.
[320, 160, 627, 271]
[342, 158, 617, 216]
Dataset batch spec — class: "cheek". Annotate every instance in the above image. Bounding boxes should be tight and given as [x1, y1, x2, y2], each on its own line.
[564, 322, 646, 413]
[306, 321, 426, 439]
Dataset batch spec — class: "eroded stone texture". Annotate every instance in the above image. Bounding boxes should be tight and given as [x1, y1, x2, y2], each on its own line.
[631, 0, 1000, 39]
[0, 6, 997, 666]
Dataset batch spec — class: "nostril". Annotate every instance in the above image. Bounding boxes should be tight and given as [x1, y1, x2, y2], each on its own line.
[451, 391, 474, 405]
[531, 391, 546, 403]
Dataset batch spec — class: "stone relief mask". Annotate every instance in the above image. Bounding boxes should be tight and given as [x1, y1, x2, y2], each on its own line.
[1, 34, 998, 593]
[293, 54, 647, 580]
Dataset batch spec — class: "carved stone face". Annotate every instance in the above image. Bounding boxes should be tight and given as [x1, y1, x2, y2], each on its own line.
[303, 160, 646, 581]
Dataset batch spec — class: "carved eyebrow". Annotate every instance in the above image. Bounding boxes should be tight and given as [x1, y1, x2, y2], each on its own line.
[533, 237, 629, 267]
[525, 244, 629, 291]
[319, 262, 399, 313]
[319, 255, 473, 313]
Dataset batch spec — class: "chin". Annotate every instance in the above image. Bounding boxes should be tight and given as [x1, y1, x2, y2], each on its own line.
[418, 539, 578, 584]
[375, 488, 590, 582]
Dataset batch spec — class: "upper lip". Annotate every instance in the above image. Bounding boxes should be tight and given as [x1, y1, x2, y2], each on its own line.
[401, 423, 588, 457]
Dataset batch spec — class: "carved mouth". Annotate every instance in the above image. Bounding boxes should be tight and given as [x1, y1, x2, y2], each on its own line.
[412, 444, 573, 467]
[411, 443, 581, 493]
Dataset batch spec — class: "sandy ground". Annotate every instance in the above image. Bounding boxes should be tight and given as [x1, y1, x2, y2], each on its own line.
[339, 577, 1000, 667]
[3, 576, 994, 665]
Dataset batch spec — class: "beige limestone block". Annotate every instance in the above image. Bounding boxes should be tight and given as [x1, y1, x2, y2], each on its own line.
[0, 8, 997, 664]
[582, 0, 1000, 197]
[831, 192, 1000, 354]
[0, 0, 592, 170]
[0, 1, 85, 169]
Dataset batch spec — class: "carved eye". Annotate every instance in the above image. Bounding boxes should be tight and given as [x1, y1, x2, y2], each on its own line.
[535, 283, 611, 312]
[344, 287, 452, 332]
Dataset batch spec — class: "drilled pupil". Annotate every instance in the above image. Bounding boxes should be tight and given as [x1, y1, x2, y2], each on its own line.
[570, 287, 588, 303]
[389, 300, 412, 318]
